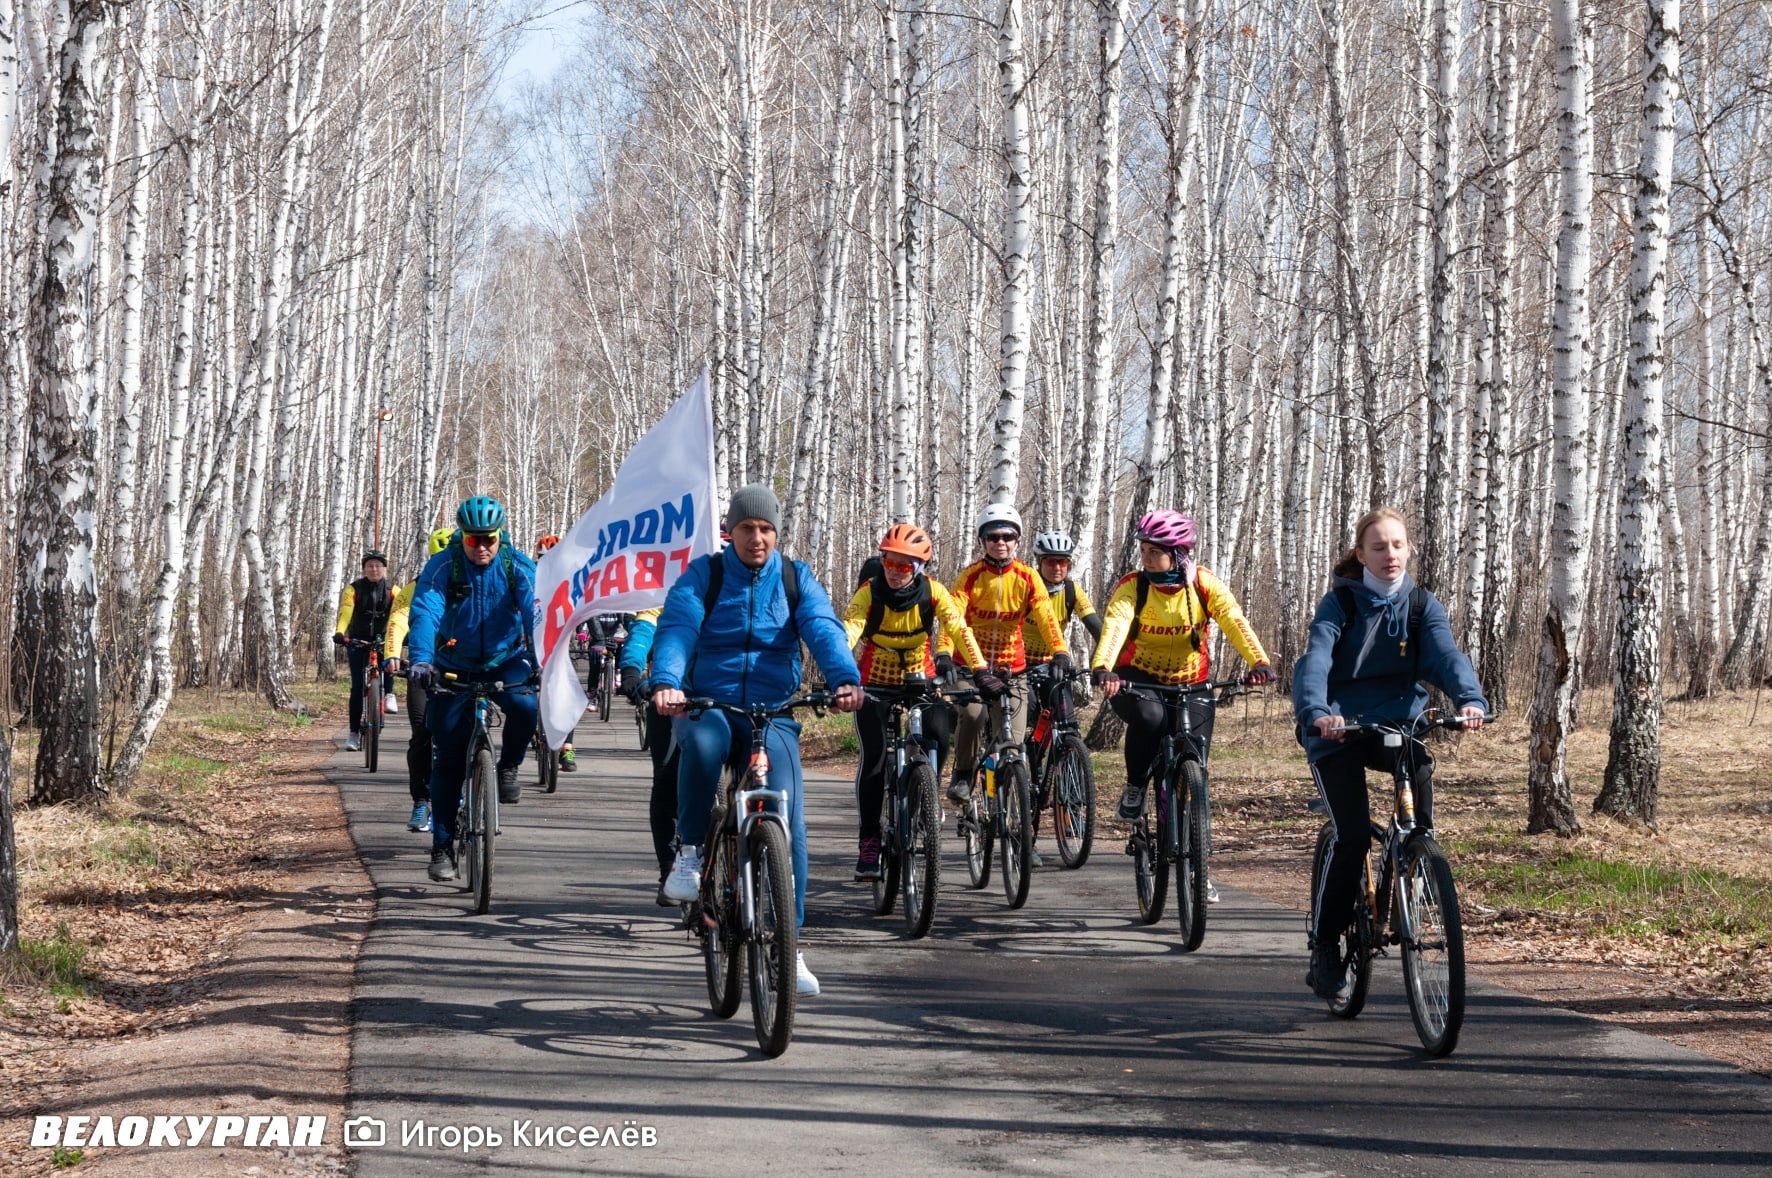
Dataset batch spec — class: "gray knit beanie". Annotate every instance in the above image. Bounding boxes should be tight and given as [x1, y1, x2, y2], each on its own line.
[725, 483, 782, 532]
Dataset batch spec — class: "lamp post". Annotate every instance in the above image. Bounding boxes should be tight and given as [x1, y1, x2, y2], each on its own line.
[372, 407, 394, 550]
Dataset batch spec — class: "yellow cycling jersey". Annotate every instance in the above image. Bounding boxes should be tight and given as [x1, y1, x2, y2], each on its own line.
[382, 581, 419, 658]
[1091, 566, 1267, 685]
[843, 577, 986, 687]
[1023, 577, 1099, 665]
[949, 559, 1068, 674]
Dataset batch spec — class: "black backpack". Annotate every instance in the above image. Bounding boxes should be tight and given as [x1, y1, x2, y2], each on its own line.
[1330, 584, 1429, 668]
[857, 574, 935, 644]
[699, 552, 802, 635]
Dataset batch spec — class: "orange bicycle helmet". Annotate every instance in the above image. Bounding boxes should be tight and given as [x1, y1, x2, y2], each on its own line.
[879, 523, 934, 563]
[537, 534, 561, 552]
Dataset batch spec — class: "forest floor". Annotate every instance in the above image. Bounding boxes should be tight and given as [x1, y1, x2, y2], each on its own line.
[1, 680, 1768, 1173]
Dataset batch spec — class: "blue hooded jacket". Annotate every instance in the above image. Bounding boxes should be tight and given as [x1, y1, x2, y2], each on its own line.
[1292, 571, 1486, 763]
[406, 543, 538, 673]
[650, 546, 859, 705]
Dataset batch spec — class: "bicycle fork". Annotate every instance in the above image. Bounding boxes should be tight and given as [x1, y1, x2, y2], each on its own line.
[733, 749, 789, 938]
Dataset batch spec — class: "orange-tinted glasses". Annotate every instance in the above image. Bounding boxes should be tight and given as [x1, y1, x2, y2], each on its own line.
[464, 532, 500, 550]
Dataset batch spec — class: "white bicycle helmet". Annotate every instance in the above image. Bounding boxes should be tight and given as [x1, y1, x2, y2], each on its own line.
[975, 502, 1023, 537]
[1032, 530, 1075, 558]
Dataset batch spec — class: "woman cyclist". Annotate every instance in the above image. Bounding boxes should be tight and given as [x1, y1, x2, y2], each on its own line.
[842, 523, 988, 880]
[1092, 510, 1274, 839]
[1293, 507, 1485, 999]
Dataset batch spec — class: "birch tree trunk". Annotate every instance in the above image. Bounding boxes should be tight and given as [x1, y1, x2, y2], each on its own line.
[987, 0, 1033, 506]
[887, 5, 912, 519]
[1526, 0, 1593, 836]
[16, 0, 105, 804]
[1418, 0, 1461, 595]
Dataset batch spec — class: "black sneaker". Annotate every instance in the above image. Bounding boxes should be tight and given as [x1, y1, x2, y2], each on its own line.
[1306, 942, 1349, 1000]
[428, 847, 458, 882]
[1116, 782, 1144, 821]
[497, 766, 520, 803]
[946, 778, 971, 804]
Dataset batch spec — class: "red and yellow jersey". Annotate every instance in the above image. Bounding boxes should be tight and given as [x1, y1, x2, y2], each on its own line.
[1091, 566, 1267, 685]
[843, 578, 985, 687]
[1023, 578, 1099, 664]
[949, 559, 1068, 674]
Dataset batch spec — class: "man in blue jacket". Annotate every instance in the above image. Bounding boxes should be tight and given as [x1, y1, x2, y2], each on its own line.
[649, 484, 863, 996]
[406, 495, 540, 883]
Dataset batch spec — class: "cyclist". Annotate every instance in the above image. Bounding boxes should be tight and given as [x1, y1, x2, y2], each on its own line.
[333, 549, 394, 752]
[841, 522, 987, 881]
[406, 496, 540, 882]
[1093, 510, 1274, 901]
[946, 504, 1071, 814]
[581, 612, 628, 713]
[617, 607, 684, 906]
[384, 526, 457, 832]
[1293, 507, 1485, 999]
[650, 483, 863, 996]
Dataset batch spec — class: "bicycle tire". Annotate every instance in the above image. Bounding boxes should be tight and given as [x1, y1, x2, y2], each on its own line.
[1051, 733, 1095, 869]
[901, 761, 940, 939]
[999, 758, 1033, 909]
[364, 671, 381, 772]
[963, 784, 993, 889]
[534, 732, 557, 793]
[1308, 822, 1373, 1018]
[635, 701, 650, 751]
[598, 667, 614, 722]
[747, 821, 797, 1058]
[1176, 760, 1210, 951]
[1398, 836, 1465, 1056]
[702, 832, 743, 1018]
[471, 746, 495, 914]
[873, 775, 900, 917]
[1133, 764, 1168, 925]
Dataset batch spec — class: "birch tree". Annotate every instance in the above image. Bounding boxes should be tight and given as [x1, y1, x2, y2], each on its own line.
[987, 0, 1033, 506]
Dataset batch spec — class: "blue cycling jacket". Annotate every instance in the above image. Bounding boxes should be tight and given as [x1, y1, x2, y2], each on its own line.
[406, 545, 538, 673]
[650, 547, 859, 705]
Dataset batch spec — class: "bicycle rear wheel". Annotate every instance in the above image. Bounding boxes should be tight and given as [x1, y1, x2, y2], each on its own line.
[634, 700, 650, 751]
[365, 672, 381, 772]
[1133, 766, 1168, 925]
[1176, 760, 1211, 950]
[999, 759, 1033, 909]
[747, 821, 797, 1058]
[963, 781, 993, 889]
[873, 778, 900, 917]
[901, 762, 940, 939]
[1051, 734, 1095, 869]
[1308, 822, 1373, 1018]
[1398, 836, 1464, 1056]
[702, 832, 743, 1018]
[470, 747, 496, 914]
[534, 731, 557, 793]
[598, 666, 614, 722]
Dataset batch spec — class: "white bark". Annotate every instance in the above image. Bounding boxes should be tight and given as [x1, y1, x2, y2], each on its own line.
[987, 0, 1033, 506]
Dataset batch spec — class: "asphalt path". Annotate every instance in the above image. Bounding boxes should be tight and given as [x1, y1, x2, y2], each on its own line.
[331, 701, 1772, 1175]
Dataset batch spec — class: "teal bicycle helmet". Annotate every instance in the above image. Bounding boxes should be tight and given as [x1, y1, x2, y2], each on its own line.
[456, 495, 506, 533]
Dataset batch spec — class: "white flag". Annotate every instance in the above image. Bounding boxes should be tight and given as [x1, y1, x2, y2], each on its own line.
[533, 372, 719, 748]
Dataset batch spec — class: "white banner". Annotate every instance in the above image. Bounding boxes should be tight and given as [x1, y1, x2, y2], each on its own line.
[533, 372, 719, 748]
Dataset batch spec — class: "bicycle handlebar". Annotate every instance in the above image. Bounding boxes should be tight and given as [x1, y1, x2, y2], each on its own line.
[681, 692, 836, 720]
[1327, 710, 1497, 737]
[428, 672, 542, 696]
[1119, 676, 1256, 703]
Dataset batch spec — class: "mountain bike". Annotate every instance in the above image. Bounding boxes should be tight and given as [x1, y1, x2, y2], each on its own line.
[1308, 709, 1489, 1057]
[431, 673, 538, 915]
[1120, 678, 1252, 950]
[866, 677, 946, 938]
[687, 692, 833, 1058]
[1025, 666, 1095, 868]
[344, 638, 386, 773]
[955, 681, 1034, 909]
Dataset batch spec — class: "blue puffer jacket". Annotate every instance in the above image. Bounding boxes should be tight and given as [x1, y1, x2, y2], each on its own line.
[1292, 572, 1486, 763]
[406, 544, 538, 673]
[650, 547, 859, 705]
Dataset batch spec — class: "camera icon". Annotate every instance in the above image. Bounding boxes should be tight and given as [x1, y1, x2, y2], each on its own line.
[343, 1116, 387, 1149]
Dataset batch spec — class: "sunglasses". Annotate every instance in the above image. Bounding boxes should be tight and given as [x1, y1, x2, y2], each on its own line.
[464, 532, 500, 550]
[982, 531, 1019, 544]
[881, 557, 916, 574]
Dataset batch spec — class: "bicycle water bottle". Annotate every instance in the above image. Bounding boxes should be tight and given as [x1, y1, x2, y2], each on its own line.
[1030, 709, 1050, 745]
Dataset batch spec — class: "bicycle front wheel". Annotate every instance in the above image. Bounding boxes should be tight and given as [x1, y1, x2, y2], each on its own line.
[365, 673, 381, 772]
[635, 701, 650, 751]
[1398, 836, 1464, 1056]
[873, 778, 900, 917]
[1051, 734, 1095, 869]
[999, 758, 1033, 909]
[703, 832, 743, 1019]
[598, 668, 614, 721]
[963, 783, 993, 890]
[470, 747, 496, 914]
[1176, 760, 1211, 951]
[534, 732, 557, 793]
[747, 821, 797, 1058]
[1133, 765, 1169, 925]
[1309, 822, 1373, 1018]
[901, 761, 940, 939]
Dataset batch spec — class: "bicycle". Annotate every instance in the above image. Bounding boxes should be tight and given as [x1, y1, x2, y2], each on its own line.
[865, 677, 946, 938]
[531, 726, 558, 794]
[343, 637, 387, 773]
[685, 692, 833, 1057]
[1024, 666, 1096, 869]
[1120, 677, 1253, 950]
[954, 680, 1035, 909]
[588, 643, 619, 720]
[429, 673, 537, 915]
[1307, 709, 1489, 1057]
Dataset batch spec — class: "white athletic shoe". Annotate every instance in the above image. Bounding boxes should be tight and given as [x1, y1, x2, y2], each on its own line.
[662, 847, 702, 902]
[795, 951, 820, 996]
[1206, 879, 1220, 904]
[384, 696, 398, 714]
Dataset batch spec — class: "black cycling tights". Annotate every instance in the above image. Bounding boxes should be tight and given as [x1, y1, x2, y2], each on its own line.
[853, 695, 952, 842]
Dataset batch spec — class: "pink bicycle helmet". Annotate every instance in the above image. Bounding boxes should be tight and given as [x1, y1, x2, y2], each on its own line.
[1134, 510, 1197, 551]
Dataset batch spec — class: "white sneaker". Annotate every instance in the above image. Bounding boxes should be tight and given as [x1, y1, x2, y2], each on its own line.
[384, 696, 398, 714]
[795, 951, 820, 996]
[344, 733, 361, 752]
[662, 847, 702, 902]
[1206, 879, 1220, 904]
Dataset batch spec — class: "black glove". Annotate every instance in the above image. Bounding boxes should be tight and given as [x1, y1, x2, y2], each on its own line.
[1090, 667, 1107, 689]
[407, 662, 435, 690]
[934, 652, 955, 680]
[974, 671, 1007, 700]
[1049, 652, 1073, 677]
[618, 665, 641, 698]
[332, 633, 347, 647]
[1246, 662, 1276, 686]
